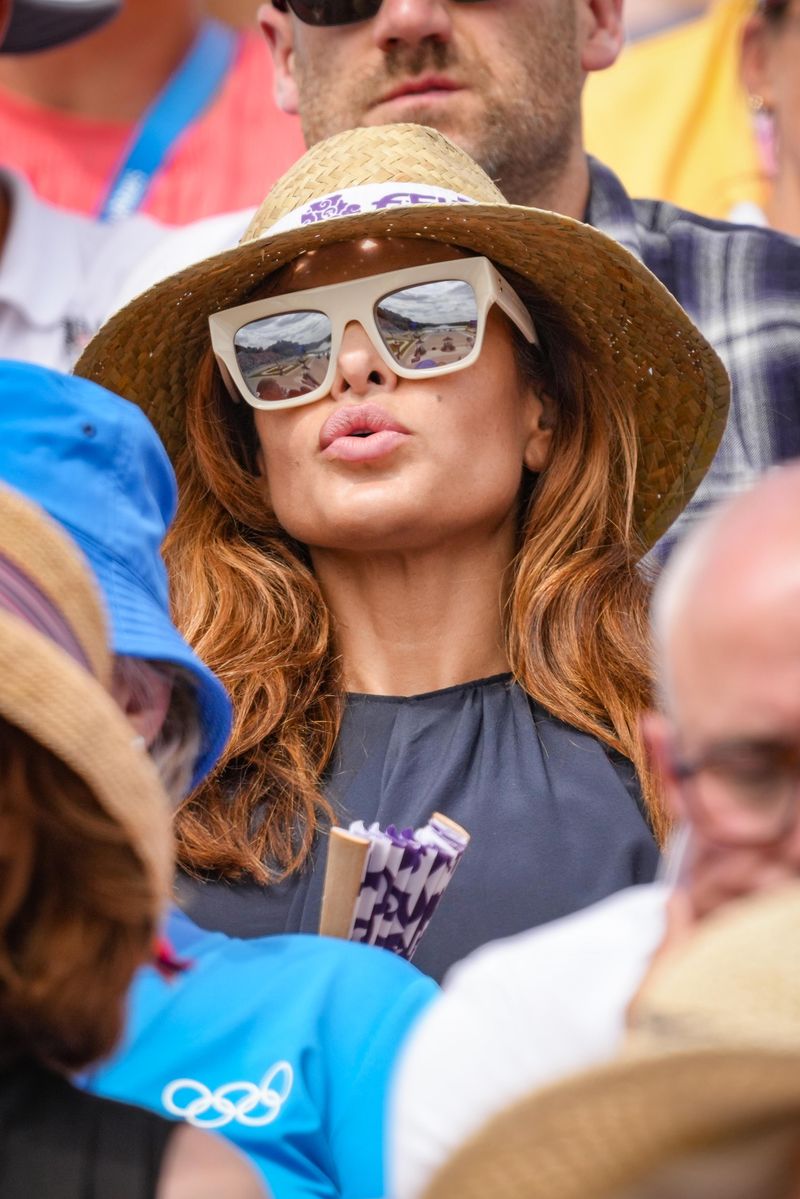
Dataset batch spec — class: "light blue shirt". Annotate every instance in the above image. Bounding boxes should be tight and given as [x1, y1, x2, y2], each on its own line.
[85, 909, 437, 1198]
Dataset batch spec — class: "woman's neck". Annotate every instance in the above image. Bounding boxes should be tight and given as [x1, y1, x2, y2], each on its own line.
[311, 528, 515, 696]
[0, 0, 202, 122]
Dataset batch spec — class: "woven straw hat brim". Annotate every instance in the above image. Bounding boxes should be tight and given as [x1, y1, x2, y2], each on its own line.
[423, 1046, 800, 1199]
[0, 612, 173, 907]
[0, 483, 109, 686]
[75, 126, 729, 550]
[0, 485, 172, 905]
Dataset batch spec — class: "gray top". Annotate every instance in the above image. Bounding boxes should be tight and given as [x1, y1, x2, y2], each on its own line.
[178, 675, 659, 981]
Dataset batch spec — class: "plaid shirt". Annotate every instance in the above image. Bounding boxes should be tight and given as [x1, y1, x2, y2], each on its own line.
[586, 157, 800, 559]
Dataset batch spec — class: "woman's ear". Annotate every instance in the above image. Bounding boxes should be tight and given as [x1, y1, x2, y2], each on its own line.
[522, 390, 555, 473]
[740, 13, 776, 114]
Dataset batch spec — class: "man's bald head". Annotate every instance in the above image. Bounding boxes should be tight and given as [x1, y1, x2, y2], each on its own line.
[653, 464, 800, 731]
[644, 466, 800, 920]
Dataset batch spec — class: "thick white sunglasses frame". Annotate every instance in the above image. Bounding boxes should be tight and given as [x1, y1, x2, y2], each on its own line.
[208, 256, 538, 411]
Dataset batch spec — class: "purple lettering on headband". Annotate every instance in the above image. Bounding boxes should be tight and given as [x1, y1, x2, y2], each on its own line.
[296, 188, 477, 226]
[299, 194, 362, 225]
[372, 190, 473, 209]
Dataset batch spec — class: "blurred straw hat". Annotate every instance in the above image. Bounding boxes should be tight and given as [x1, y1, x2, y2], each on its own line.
[424, 884, 800, 1199]
[0, 482, 172, 911]
[76, 122, 730, 549]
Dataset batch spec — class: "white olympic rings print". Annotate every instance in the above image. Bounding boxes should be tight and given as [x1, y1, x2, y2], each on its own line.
[162, 1060, 294, 1129]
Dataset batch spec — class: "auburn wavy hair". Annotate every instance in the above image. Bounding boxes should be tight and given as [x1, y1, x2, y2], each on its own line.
[0, 721, 158, 1072]
[167, 260, 664, 884]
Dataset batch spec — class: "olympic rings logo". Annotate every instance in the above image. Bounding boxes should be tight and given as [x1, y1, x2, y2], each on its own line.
[162, 1061, 294, 1129]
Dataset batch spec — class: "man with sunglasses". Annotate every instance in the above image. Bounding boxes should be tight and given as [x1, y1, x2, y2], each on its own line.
[258, 0, 800, 563]
[118, 0, 800, 562]
[390, 460, 800, 1199]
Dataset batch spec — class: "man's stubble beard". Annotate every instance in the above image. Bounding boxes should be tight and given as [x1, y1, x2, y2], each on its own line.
[292, 12, 584, 209]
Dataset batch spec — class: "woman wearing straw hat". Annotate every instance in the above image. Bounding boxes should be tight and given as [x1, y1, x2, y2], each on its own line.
[0, 483, 265, 1197]
[76, 122, 729, 981]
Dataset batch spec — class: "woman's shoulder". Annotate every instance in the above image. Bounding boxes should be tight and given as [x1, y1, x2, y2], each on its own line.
[156, 927, 438, 1024]
[125, 925, 438, 1079]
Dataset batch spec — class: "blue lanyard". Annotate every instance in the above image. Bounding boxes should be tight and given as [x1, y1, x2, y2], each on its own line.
[98, 19, 237, 223]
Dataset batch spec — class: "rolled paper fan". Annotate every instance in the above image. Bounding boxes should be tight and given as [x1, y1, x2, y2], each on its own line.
[319, 813, 470, 961]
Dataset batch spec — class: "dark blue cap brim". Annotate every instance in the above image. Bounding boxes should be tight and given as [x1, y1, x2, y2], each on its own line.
[2, 0, 122, 53]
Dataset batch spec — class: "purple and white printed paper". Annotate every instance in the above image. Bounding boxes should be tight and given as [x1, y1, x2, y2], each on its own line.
[346, 813, 470, 961]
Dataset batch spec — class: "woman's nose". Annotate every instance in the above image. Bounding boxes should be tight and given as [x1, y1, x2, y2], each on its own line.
[330, 320, 397, 399]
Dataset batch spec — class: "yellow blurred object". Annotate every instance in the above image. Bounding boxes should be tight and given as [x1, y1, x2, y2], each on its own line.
[584, 0, 768, 219]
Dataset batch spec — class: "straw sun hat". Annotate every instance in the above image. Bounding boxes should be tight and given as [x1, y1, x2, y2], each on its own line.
[0, 482, 172, 911]
[76, 123, 730, 549]
[424, 884, 800, 1199]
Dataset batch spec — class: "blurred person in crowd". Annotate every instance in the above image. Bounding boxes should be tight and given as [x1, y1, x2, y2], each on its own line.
[117, 0, 800, 562]
[623, 0, 708, 38]
[206, 0, 262, 24]
[0, 0, 304, 225]
[0, 1, 168, 370]
[0, 481, 265, 1199]
[584, 0, 762, 222]
[588, 0, 800, 238]
[739, 0, 800, 236]
[76, 123, 728, 980]
[390, 460, 800, 1199]
[0, 359, 438, 1199]
[423, 884, 800, 1199]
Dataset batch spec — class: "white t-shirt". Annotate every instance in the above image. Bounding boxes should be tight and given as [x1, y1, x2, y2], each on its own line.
[389, 882, 669, 1199]
[0, 170, 167, 372]
[108, 206, 253, 315]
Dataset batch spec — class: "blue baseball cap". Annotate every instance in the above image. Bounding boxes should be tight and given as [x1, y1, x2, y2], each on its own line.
[0, 361, 231, 789]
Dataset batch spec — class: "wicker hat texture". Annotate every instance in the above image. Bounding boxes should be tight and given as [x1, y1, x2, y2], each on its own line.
[0, 481, 172, 911]
[1, 0, 121, 53]
[75, 123, 730, 550]
[424, 884, 800, 1199]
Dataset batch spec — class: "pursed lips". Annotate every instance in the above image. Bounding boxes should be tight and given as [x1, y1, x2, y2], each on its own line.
[319, 403, 412, 463]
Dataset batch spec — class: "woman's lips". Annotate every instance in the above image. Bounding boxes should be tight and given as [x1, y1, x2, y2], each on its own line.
[319, 403, 412, 463]
[322, 429, 411, 463]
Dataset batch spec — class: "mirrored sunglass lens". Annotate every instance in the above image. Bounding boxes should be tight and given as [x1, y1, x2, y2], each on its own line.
[286, 0, 382, 25]
[233, 310, 331, 404]
[375, 280, 479, 371]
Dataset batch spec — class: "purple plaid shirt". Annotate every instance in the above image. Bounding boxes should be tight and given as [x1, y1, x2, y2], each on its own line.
[586, 158, 800, 560]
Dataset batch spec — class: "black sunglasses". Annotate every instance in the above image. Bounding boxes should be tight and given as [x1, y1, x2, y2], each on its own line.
[272, 0, 484, 27]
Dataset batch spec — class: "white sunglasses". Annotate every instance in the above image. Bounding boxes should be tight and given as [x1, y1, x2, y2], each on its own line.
[208, 256, 538, 411]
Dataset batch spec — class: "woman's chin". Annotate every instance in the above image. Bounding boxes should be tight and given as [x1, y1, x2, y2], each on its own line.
[284, 511, 450, 556]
